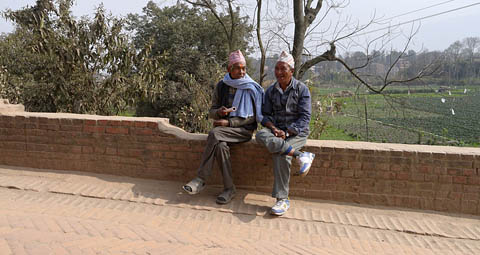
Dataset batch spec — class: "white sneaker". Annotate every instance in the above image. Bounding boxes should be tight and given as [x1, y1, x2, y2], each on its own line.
[271, 198, 290, 216]
[297, 152, 315, 177]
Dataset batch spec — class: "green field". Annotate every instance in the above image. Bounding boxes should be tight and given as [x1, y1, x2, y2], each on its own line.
[311, 85, 480, 147]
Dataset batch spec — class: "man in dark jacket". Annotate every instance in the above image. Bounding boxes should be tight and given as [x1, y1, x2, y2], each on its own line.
[183, 50, 264, 204]
[256, 51, 315, 216]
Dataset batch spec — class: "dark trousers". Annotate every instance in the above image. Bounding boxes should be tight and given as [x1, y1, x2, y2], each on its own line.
[197, 126, 252, 189]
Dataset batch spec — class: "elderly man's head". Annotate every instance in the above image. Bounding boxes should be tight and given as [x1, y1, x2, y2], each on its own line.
[275, 51, 294, 86]
[227, 50, 246, 79]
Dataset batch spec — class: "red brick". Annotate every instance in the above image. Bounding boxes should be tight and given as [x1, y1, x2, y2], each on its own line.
[461, 154, 475, 160]
[463, 193, 479, 201]
[378, 171, 395, 180]
[464, 185, 479, 193]
[353, 170, 364, 178]
[392, 181, 407, 189]
[146, 122, 158, 129]
[390, 157, 412, 164]
[434, 167, 447, 175]
[310, 190, 332, 200]
[447, 161, 473, 168]
[60, 125, 83, 132]
[335, 178, 347, 185]
[417, 183, 434, 190]
[362, 162, 375, 170]
[82, 146, 94, 154]
[2, 142, 26, 151]
[332, 154, 357, 161]
[163, 151, 176, 159]
[134, 129, 153, 136]
[439, 175, 452, 184]
[107, 120, 122, 126]
[106, 127, 129, 135]
[462, 169, 475, 176]
[320, 146, 334, 152]
[412, 173, 424, 182]
[446, 153, 461, 160]
[417, 152, 432, 159]
[390, 164, 409, 172]
[453, 176, 467, 184]
[326, 169, 339, 176]
[396, 172, 410, 180]
[94, 147, 106, 154]
[127, 149, 143, 157]
[425, 174, 439, 182]
[467, 177, 480, 185]
[170, 146, 191, 153]
[135, 121, 147, 128]
[121, 120, 135, 127]
[432, 153, 446, 159]
[39, 124, 59, 131]
[322, 161, 331, 168]
[85, 119, 97, 126]
[348, 161, 362, 169]
[448, 192, 462, 200]
[83, 126, 105, 133]
[417, 165, 433, 174]
[461, 200, 478, 214]
[38, 117, 49, 124]
[97, 120, 108, 126]
[434, 198, 448, 211]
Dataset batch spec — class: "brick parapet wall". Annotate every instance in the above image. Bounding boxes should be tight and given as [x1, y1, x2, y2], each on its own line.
[1, 111, 480, 215]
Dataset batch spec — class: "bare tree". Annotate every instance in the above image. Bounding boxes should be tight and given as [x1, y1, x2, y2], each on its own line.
[190, 0, 438, 92]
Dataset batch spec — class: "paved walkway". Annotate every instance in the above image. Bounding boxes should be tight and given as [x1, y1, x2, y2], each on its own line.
[0, 165, 479, 254]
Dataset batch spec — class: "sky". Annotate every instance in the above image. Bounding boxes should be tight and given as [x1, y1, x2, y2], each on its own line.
[1, 0, 479, 54]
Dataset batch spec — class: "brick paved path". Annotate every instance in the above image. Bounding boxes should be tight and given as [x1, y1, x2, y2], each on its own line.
[0, 166, 480, 254]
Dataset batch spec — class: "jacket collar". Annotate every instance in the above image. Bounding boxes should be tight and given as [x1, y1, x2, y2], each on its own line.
[274, 78, 298, 94]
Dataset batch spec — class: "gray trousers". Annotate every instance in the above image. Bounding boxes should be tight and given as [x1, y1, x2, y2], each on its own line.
[255, 128, 307, 199]
[197, 126, 252, 189]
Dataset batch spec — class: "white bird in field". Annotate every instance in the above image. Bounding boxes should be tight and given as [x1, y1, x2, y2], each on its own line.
[464, 88, 467, 94]
[448, 91, 452, 96]
[441, 98, 446, 103]
[451, 109, 455, 115]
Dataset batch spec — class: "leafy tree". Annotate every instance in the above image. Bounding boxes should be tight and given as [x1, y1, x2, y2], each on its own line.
[128, 2, 252, 132]
[1, 0, 164, 114]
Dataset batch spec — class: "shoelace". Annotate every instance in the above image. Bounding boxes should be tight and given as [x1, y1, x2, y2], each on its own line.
[275, 200, 287, 208]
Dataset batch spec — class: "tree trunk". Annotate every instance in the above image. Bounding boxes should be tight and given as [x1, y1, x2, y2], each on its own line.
[292, 0, 306, 78]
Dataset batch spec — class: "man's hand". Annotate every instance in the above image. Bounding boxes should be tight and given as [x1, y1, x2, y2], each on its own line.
[213, 119, 229, 127]
[217, 106, 230, 117]
[287, 128, 296, 137]
[272, 127, 286, 140]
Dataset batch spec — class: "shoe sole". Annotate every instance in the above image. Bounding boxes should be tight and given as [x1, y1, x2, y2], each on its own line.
[182, 184, 205, 195]
[297, 154, 315, 177]
[216, 192, 236, 205]
[270, 210, 286, 216]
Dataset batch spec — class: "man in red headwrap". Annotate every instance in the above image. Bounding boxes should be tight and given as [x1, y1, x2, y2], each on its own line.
[182, 50, 264, 204]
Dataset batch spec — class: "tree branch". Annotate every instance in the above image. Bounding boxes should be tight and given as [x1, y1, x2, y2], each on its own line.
[256, 0, 266, 85]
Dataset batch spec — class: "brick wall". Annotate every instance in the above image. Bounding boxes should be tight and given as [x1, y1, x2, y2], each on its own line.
[1, 111, 480, 215]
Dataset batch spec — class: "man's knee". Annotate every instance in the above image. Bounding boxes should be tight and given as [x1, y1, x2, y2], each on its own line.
[255, 128, 270, 143]
[217, 141, 228, 150]
[208, 127, 224, 142]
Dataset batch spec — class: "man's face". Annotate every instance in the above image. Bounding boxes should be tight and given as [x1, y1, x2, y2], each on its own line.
[275, 62, 293, 85]
[228, 62, 246, 79]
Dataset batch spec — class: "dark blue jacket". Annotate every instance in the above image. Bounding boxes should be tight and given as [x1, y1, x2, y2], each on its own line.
[261, 78, 311, 137]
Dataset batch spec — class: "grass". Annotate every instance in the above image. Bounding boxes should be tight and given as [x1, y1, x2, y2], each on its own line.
[316, 125, 359, 141]
[310, 84, 480, 147]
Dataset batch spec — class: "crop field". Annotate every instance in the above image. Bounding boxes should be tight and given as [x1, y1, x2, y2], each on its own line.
[312, 86, 480, 147]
